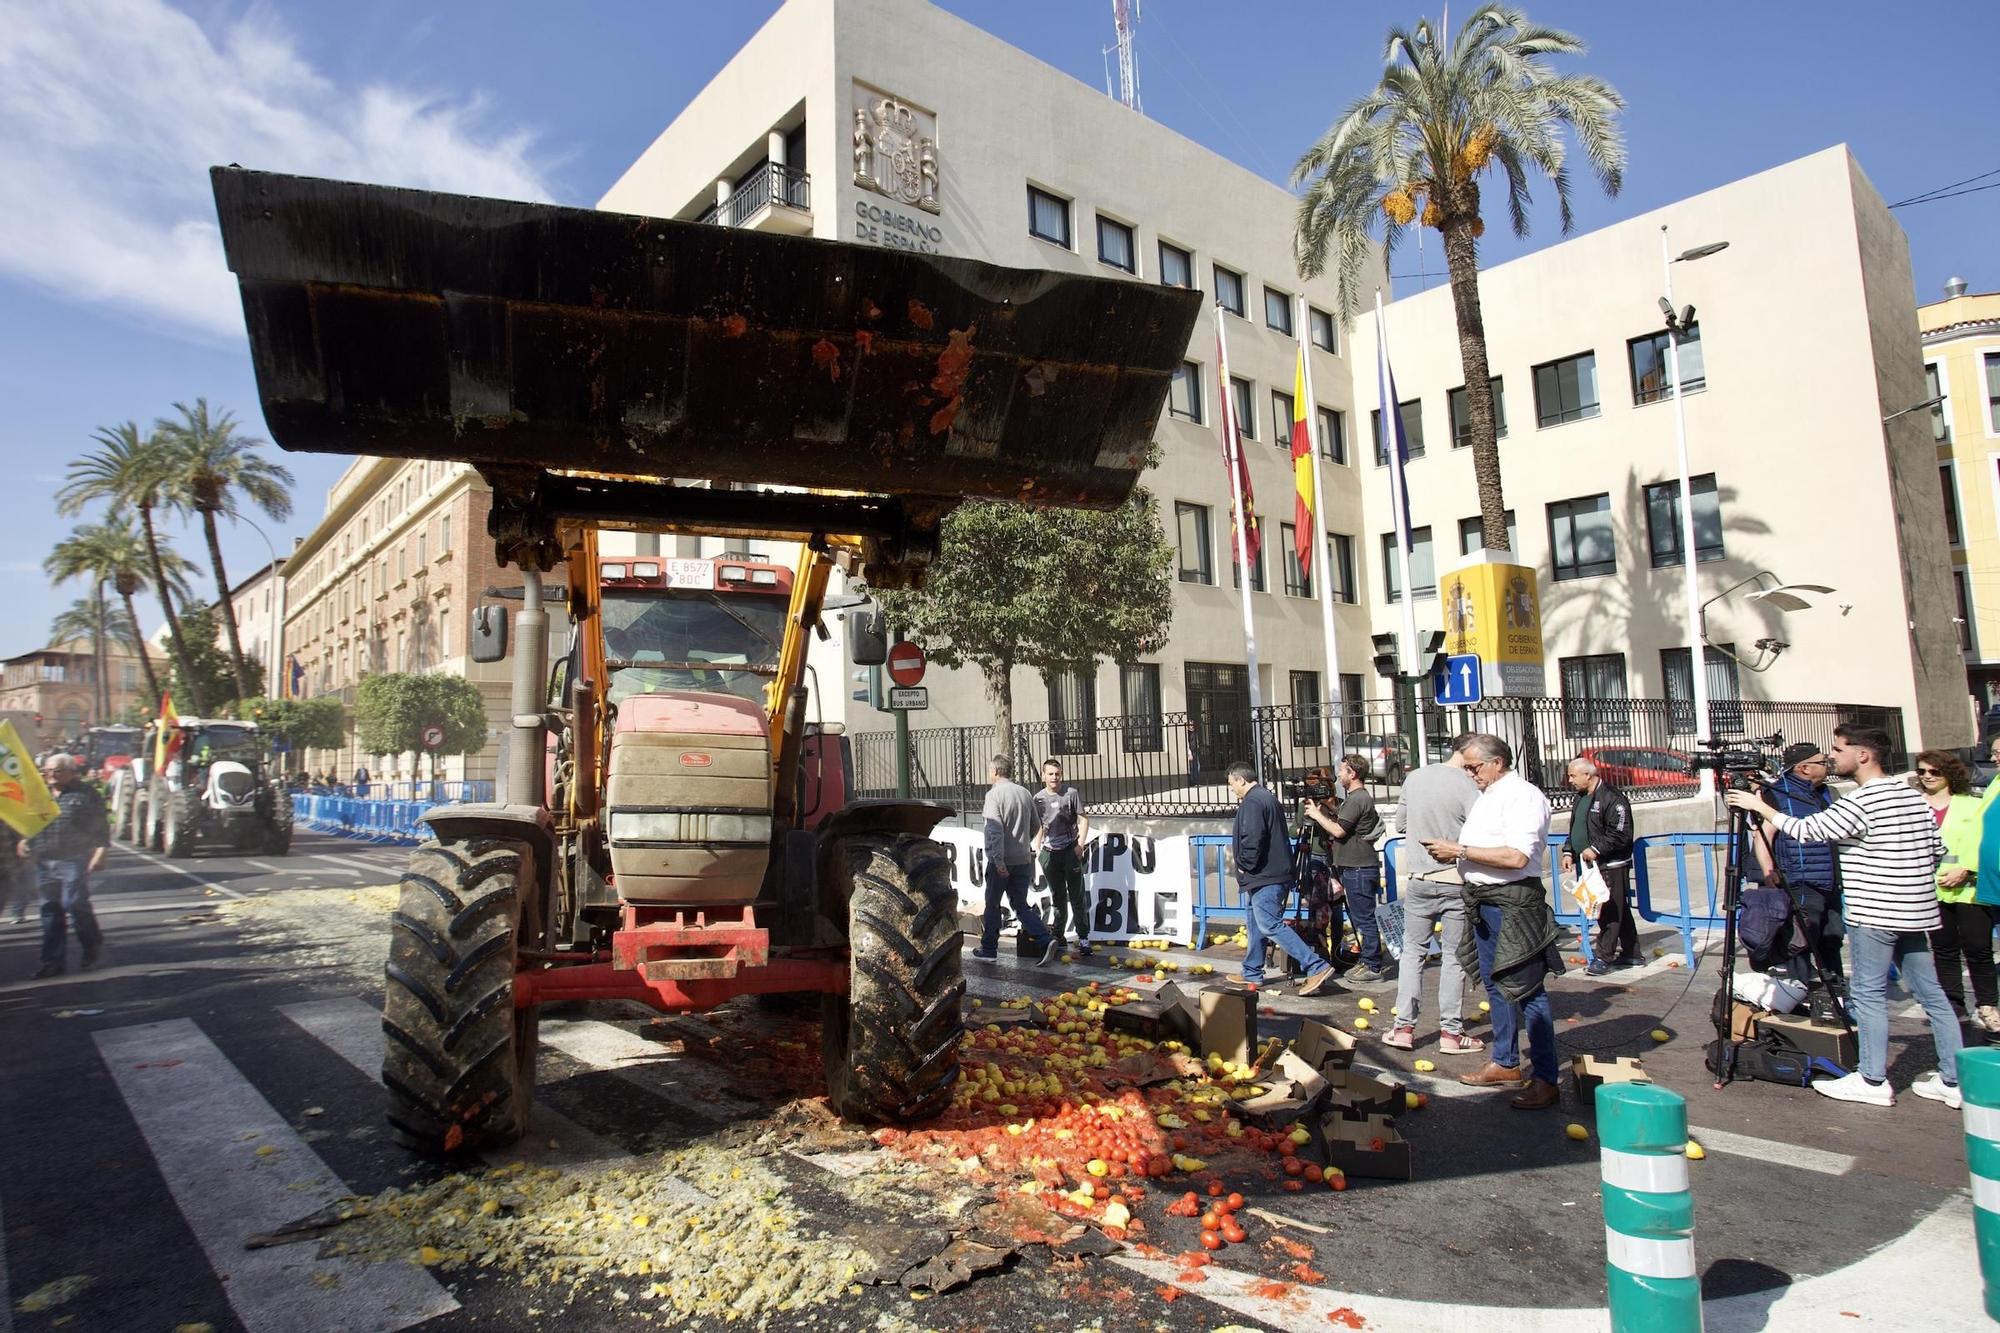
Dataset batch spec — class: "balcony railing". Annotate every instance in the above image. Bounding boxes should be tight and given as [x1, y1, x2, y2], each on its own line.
[697, 161, 811, 228]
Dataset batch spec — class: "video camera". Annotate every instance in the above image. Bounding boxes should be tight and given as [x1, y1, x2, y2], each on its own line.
[1280, 777, 1334, 802]
[1687, 732, 1786, 792]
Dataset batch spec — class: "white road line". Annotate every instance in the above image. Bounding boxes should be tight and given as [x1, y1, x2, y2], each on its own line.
[309, 853, 404, 875]
[1686, 1125, 1855, 1176]
[94, 1019, 458, 1333]
[117, 847, 246, 899]
[540, 1018, 760, 1121]
[279, 998, 629, 1170]
[245, 859, 283, 873]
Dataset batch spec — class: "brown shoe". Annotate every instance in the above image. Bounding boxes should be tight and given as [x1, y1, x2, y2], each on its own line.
[1296, 968, 1339, 998]
[1458, 1061, 1528, 1087]
[1510, 1078, 1559, 1110]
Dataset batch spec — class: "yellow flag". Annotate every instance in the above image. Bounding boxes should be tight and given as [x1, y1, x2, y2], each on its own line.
[0, 720, 59, 840]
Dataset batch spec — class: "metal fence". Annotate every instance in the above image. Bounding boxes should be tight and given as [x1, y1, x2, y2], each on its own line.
[851, 695, 1906, 820]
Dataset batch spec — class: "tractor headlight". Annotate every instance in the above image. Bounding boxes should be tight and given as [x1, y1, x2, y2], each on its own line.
[609, 810, 772, 845]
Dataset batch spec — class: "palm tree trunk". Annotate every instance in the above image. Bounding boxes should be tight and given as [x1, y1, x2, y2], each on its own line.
[140, 502, 207, 714]
[1440, 213, 1509, 551]
[93, 582, 109, 723]
[201, 508, 257, 702]
[119, 588, 162, 709]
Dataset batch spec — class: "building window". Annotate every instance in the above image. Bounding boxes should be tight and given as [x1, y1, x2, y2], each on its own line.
[1272, 390, 1295, 446]
[1281, 523, 1312, 597]
[1458, 511, 1518, 555]
[438, 603, 450, 659]
[1338, 672, 1366, 736]
[1027, 185, 1071, 248]
[1317, 407, 1346, 464]
[1533, 351, 1600, 427]
[397, 545, 407, 583]
[1097, 215, 1136, 273]
[1264, 287, 1294, 335]
[1629, 325, 1704, 405]
[1309, 307, 1337, 354]
[439, 512, 451, 554]
[417, 530, 427, 565]
[1943, 463, 1964, 548]
[1326, 532, 1357, 604]
[1548, 494, 1616, 580]
[1214, 264, 1246, 318]
[1986, 352, 2000, 434]
[1229, 376, 1255, 440]
[1232, 532, 1267, 593]
[1926, 362, 1952, 444]
[1662, 645, 1743, 735]
[1159, 240, 1194, 290]
[1176, 502, 1213, 585]
[1644, 475, 1723, 568]
[1290, 670, 1323, 748]
[1955, 569, 1976, 655]
[1121, 663, 1163, 752]
[1380, 526, 1436, 602]
[1047, 667, 1097, 755]
[1169, 361, 1203, 422]
[1561, 653, 1630, 739]
[1370, 399, 1426, 465]
[1447, 378, 1507, 447]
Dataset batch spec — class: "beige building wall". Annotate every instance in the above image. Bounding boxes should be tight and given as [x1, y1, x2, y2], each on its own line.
[1350, 146, 1965, 748]
[1920, 286, 2000, 710]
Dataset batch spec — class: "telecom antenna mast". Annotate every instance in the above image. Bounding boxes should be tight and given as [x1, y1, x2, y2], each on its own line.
[1107, 0, 1142, 113]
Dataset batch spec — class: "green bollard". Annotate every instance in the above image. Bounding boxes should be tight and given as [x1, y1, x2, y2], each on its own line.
[1958, 1048, 2000, 1322]
[1596, 1083, 1702, 1333]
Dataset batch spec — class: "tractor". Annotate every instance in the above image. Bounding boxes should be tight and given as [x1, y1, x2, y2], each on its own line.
[210, 168, 1199, 1150]
[124, 717, 293, 857]
[79, 724, 143, 785]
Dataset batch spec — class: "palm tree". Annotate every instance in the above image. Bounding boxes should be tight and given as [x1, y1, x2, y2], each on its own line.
[49, 593, 135, 727]
[45, 517, 195, 709]
[1291, 5, 1626, 550]
[56, 422, 212, 713]
[156, 399, 294, 704]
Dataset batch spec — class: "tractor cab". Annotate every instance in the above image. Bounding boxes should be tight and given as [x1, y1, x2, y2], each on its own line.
[593, 556, 793, 710]
[81, 725, 142, 783]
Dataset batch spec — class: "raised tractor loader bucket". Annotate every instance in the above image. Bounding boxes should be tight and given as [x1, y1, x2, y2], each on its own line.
[209, 168, 1202, 533]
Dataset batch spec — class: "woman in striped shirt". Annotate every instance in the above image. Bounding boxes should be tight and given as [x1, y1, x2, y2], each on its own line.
[1726, 724, 1961, 1109]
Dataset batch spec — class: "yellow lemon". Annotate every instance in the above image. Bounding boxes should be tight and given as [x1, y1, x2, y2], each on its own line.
[1685, 1141, 1706, 1161]
[1357, 998, 1376, 1013]
[1651, 1029, 1671, 1043]
[1478, 1001, 1491, 1013]
[1414, 1058, 1435, 1072]
[1353, 1017, 1371, 1030]
[1564, 1124, 1589, 1142]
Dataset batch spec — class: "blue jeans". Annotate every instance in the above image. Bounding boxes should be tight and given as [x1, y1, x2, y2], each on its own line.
[38, 857, 102, 969]
[1473, 902, 1558, 1084]
[1847, 925, 1961, 1084]
[1243, 881, 1331, 985]
[980, 861, 1052, 955]
[1337, 867, 1384, 970]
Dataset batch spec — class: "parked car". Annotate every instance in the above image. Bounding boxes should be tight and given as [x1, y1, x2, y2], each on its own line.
[1348, 733, 1413, 785]
[1577, 745, 1696, 790]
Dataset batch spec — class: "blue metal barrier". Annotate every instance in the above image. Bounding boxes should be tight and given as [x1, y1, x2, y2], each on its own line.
[291, 791, 458, 846]
[1635, 833, 1730, 968]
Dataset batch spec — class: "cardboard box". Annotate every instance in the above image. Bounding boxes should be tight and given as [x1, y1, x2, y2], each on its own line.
[1572, 1055, 1652, 1095]
[1322, 1113, 1412, 1180]
[1728, 1000, 1764, 1043]
[1229, 1049, 1331, 1128]
[1103, 982, 1198, 1044]
[1199, 982, 1259, 1064]
[969, 1004, 1044, 1032]
[1293, 1019, 1359, 1074]
[1759, 1010, 1858, 1068]
[1324, 1067, 1404, 1121]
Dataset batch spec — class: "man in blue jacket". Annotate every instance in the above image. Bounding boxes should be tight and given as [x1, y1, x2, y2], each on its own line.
[1226, 762, 1336, 995]
[1747, 743, 1843, 1022]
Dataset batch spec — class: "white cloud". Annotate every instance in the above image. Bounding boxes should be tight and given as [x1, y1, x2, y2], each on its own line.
[0, 0, 557, 342]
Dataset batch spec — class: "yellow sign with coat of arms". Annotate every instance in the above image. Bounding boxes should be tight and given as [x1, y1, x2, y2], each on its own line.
[1440, 554, 1547, 696]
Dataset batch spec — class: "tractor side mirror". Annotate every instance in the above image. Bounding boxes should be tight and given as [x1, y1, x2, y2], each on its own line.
[470, 605, 509, 663]
[847, 609, 887, 666]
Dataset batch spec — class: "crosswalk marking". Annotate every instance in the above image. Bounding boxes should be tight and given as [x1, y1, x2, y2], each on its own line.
[279, 998, 630, 1170]
[94, 1019, 459, 1333]
[1686, 1125, 1854, 1176]
[540, 1017, 761, 1121]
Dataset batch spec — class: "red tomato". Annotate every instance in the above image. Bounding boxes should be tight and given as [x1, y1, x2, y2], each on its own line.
[1283, 1158, 1305, 1178]
[1201, 1232, 1224, 1251]
[1331, 1175, 1348, 1191]
[1225, 1192, 1245, 1212]
[1208, 1181, 1225, 1198]
[1201, 1213, 1222, 1232]
[1221, 1222, 1247, 1244]
[1304, 1164, 1324, 1184]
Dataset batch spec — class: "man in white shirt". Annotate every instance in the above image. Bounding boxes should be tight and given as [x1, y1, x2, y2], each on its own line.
[1421, 734, 1562, 1109]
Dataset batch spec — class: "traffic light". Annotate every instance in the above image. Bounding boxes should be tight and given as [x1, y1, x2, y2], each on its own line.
[1417, 630, 1447, 679]
[1370, 632, 1400, 679]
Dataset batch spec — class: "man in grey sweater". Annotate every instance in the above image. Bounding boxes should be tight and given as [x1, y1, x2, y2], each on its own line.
[1382, 738, 1486, 1056]
[972, 755, 1059, 965]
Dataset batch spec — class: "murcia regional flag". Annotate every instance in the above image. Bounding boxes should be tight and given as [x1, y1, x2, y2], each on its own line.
[0, 720, 59, 839]
[1289, 346, 1315, 578]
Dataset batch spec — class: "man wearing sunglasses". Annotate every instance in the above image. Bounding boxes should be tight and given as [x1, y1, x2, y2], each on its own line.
[1747, 742, 1846, 1024]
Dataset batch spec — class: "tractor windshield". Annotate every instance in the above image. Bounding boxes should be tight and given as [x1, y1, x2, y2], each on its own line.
[601, 589, 787, 709]
[185, 725, 261, 768]
[85, 730, 139, 767]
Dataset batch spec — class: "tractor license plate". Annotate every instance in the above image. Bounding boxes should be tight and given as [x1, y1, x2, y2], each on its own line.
[665, 559, 715, 591]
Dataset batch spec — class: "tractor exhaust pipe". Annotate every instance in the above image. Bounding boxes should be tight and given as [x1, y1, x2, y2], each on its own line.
[505, 568, 549, 808]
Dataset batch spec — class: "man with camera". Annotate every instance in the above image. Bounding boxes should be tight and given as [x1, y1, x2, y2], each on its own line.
[1725, 724, 1960, 1108]
[1299, 754, 1390, 983]
[1226, 762, 1338, 995]
[1744, 742, 1845, 1024]
[1562, 757, 1636, 976]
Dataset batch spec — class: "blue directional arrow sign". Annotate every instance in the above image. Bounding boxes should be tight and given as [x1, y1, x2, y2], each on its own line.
[1432, 653, 1484, 705]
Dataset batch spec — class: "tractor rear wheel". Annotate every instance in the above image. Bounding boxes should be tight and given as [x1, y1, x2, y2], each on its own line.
[263, 786, 293, 856]
[821, 833, 963, 1122]
[381, 836, 538, 1154]
[163, 789, 199, 858]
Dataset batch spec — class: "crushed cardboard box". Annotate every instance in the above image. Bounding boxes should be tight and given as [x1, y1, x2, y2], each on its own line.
[1571, 1055, 1651, 1094]
[1321, 1113, 1412, 1180]
[1102, 980, 1199, 1044]
[1323, 1067, 1404, 1121]
[1198, 982, 1259, 1064]
[1292, 1019, 1359, 1075]
[1228, 1049, 1331, 1128]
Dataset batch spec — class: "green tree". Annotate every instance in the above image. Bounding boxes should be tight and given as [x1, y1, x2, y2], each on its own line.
[46, 515, 195, 709]
[167, 602, 262, 715]
[57, 422, 210, 711]
[871, 478, 1175, 749]
[1291, 5, 1625, 549]
[354, 673, 490, 777]
[49, 594, 133, 725]
[156, 399, 295, 703]
[235, 696, 347, 765]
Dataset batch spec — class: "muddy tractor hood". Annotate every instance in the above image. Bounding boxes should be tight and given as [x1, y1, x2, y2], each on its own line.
[209, 168, 1201, 513]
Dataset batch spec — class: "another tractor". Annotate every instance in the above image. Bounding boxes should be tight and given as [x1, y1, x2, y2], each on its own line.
[79, 724, 143, 785]
[210, 168, 1198, 1150]
[125, 718, 293, 857]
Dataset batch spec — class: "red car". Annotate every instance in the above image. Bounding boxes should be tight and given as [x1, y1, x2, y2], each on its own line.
[1577, 745, 1695, 790]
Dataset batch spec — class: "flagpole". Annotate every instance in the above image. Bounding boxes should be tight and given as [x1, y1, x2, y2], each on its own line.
[1215, 311, 1266, 783]
[1295, 294, 1344, 764]
[1375, 291, 1429, 768]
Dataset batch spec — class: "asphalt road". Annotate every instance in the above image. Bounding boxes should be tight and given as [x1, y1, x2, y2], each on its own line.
[0, 835, 1987, 1332]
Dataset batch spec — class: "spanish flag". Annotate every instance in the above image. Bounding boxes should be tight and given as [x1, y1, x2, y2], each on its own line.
[155, 693, 184, 769]
[0, 720, 59, 839]
[1289, 345, 1315, 579]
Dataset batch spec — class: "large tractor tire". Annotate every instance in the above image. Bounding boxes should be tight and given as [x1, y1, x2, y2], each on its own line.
[163, 789, 200, 858]
[381, 837, 538, 1154]
[263, 786, 294, 856]
[821, 833, 964, 1122]
[142, 792, 162, 852]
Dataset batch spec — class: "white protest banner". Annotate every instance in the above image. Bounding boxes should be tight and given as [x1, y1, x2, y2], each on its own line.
[929, 824, 1194, 946]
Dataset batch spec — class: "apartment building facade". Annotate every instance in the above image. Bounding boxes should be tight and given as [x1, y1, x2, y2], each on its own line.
[1921, 282, 2000, 708]
[0, 639, 158, 740]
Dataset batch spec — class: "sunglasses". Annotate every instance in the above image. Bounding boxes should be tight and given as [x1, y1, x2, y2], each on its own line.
[1916, 767, 1945, 777]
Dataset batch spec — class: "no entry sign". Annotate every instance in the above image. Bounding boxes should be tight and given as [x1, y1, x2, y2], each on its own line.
[421, 724, 445, 749]
[887, 642, 927, 687]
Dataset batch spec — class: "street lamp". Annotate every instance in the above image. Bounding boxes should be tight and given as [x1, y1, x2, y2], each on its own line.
[1661, 228, 1729, 793]
[236, 516, 285, 699]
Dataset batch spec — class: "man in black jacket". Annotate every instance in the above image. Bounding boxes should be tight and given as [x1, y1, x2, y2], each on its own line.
[1562, 757, 1636, 976]
[1226, 763, 1336, 995]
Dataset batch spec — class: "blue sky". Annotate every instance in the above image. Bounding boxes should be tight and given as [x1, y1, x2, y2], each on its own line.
[2, 0, 1993, 660]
